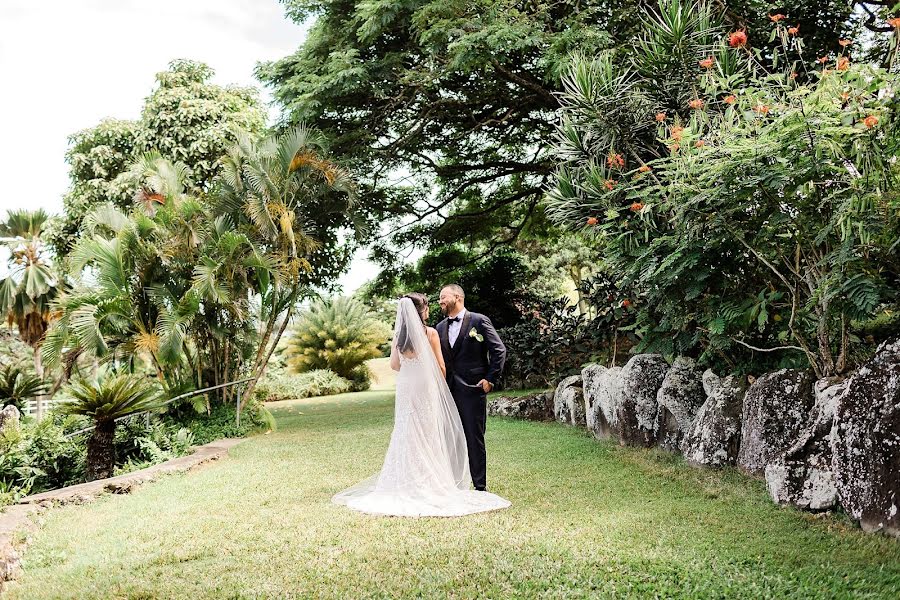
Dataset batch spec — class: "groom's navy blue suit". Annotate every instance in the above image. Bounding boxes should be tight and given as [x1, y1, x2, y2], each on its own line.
[436, 310, 506, 491]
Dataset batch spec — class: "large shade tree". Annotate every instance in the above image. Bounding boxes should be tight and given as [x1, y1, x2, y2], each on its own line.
[259, 0, 855, 293]
[49, 60, 266, 257]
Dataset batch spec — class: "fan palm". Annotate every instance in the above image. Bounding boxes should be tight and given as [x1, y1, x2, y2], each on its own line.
[1, 209, 58, 418]
[60, 374, 163, 480]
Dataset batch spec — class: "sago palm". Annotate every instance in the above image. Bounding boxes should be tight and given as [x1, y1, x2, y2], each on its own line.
[0, 365, 48, 411]
[60, 374, 163, 480]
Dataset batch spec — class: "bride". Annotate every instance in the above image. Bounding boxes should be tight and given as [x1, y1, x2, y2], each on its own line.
[332, 293, 511, 517]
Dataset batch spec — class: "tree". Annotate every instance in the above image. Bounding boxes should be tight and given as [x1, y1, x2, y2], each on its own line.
[547, 0, 900, 377]
[48, 60, 266, 257]
[259, 0, 854, 289]
[0, 365, 47, 411]
[60, 374, 163, 481]
[0, 209, 59, 417]
[44, 126, 358, 412]
[285, 296, 389, 387]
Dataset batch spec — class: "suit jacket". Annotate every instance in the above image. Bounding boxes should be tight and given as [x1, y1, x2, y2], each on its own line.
[436, 311, 506, 399]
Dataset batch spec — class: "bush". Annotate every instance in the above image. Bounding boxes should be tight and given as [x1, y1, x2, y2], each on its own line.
[254, 369, 352, 402]
[546, 1, 900, 377]
[166, 398, 275, 446]
[285, 296, 390, 386]
[0, 413, 87, 506]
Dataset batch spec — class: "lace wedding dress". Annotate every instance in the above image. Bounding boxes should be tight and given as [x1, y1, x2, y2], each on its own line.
[332, 299, 511, 517]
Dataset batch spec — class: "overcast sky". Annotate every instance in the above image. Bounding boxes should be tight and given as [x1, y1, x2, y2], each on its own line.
[0, 0, 378, 292]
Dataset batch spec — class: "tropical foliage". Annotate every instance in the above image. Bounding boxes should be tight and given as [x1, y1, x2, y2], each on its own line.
[0, 365, 47, 411]
[0, 209, 58, 412]
[43, 125, 358, 408]
[259, 0, 858, 295]
[49, 60, 266, 256]
[59, 374, 164, 480]
[285, 297, 389, 388]
[254, 369, 352, 403]
[546, 0, 900, 377]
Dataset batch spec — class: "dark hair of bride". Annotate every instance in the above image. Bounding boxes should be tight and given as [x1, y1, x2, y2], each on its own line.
[396, 293, 428, 354]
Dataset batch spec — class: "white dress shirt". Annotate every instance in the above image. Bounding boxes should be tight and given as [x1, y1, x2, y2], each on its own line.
[448, 308, 467, 348]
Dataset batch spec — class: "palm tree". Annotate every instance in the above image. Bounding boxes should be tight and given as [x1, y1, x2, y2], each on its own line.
[0, 365, 48, 411]
[215, 125, 359, 405]
[60, 374, 163, 480]
[0, 209, 59, 418]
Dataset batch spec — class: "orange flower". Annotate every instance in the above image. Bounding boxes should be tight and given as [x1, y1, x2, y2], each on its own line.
[889, 18, 900, 28]
[606, 153, 625, 169]
[638, 164, 651, 173]
[789, 71, 798, 80]
[669, 143, 680, 153]
[604, 179, 617, 191]
[621, 299, 632, 308]
[629, 202, 644, 212]
[723, 94, 737, 104]
[655, 112, 667, 122]
[699, 57, 715, 68]
[753, 103, 770, 115]
[788, 26, 799, 35]
[769, 14, 786, 23]
[836, 56, 850, 71]
[863, 115, 879, 128]
[817, 56, 829, 64]
[689, 98, 705, 110]
[670, 125, 684, 141]
[694, 140, 706, 148]
[729, 30, 748, 48]
[839, 39, 852, 47]
[587, 216, 599, 226]
[147, 193, 165, 204]
[841, 91, 850, 101]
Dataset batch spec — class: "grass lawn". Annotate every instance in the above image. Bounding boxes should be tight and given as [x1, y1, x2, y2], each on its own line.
[5, 391, 900, 599]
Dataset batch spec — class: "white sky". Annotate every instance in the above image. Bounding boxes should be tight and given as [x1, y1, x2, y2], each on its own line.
[0, 0, 379, 292]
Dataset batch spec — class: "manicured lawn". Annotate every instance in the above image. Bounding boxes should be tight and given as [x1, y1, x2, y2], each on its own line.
[5, 391, 900, 599]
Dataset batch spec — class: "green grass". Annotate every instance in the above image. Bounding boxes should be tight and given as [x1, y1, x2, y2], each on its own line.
[5, 391, 900, 599]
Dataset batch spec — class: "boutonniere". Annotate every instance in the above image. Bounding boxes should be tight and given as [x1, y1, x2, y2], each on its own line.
[468, 327, 484, 342]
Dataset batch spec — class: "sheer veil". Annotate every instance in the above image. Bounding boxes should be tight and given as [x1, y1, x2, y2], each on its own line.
[331, 298, 477, 510]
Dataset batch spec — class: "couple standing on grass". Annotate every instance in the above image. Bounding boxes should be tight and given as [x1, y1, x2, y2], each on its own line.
[332, 284, 511, 517]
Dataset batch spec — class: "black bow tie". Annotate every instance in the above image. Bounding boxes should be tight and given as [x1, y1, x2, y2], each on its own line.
[448, 316, 461, 323]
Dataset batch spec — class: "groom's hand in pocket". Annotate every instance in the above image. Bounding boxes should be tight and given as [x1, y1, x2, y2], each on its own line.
[477, 379, 493, 393]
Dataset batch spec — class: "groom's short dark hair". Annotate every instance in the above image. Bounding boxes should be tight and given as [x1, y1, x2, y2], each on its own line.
[443, 284, 465, 299]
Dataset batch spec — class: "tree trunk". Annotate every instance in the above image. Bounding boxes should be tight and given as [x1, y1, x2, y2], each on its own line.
[32, 344, 45, 420]
[86, 420, 117, 481]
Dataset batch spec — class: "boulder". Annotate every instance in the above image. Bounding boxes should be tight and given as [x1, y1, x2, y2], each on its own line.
[0, 405, 20, 432]
[582, 364, 623, 440]
[765, 378, 844, 511]
[681, 371, 747, 467]
[654, 357, 705, 452]
[488, 390, 554, 421]
[831, 339, 900, 536]
[738, 369, 817, 476]
[616, 354, 670, 447]
[553, 375, 585, 426]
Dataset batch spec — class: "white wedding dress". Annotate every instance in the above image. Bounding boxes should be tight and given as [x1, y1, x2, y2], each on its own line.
[332, 298, 511, 517]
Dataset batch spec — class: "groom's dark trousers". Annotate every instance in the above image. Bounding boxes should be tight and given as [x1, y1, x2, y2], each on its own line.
[436, 311, 506, 491]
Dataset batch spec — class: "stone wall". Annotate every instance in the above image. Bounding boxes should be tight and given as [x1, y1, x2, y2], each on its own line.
[512, 341, 900, 538]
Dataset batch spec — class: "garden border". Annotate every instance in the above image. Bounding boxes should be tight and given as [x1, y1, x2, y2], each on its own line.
[0, 437, 245, 590]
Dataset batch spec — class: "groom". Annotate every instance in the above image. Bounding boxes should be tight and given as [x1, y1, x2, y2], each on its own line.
[436, 284, 506, 491]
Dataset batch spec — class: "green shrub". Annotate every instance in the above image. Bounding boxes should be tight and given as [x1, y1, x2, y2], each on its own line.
[254, 369, 352, 402]
[285, 296, 390, 387]
[166, 398, 274, 446]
